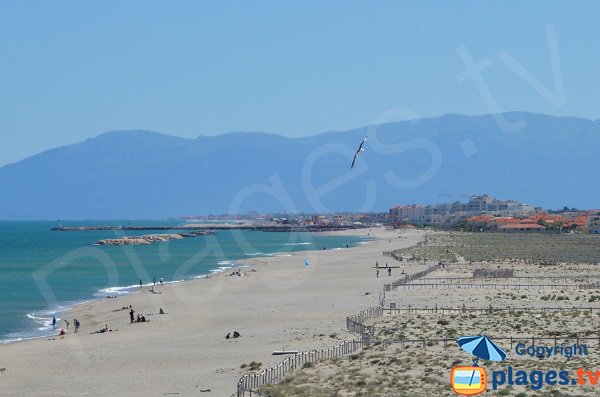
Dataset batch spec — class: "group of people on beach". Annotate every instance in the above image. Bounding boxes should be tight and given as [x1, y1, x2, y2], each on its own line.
[375, 261, 392, 278]
[53, 316, 79, 336]
[139, 277, 164, 288]
[129, 306, 147, 323]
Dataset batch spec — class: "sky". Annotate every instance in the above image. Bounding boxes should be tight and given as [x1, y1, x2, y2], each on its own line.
[1, 1, 599, 166]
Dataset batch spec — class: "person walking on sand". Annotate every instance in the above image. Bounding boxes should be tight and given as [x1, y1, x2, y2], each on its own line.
[129, 308, 135, 324]
[376, 269, 379, 278]
[74, 319, 80, 333]
[388, 267, 392, 277]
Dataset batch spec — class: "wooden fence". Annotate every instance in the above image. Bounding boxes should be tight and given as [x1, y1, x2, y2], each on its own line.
[382, 304, 600, 316]
[384, 263, 444, 292]
[235, 339, 365, 396]
[390, 282, 600, 290]
[235, 305, 384, 396]
[405, 275, 600, 284]
[346, 306, 383, 339]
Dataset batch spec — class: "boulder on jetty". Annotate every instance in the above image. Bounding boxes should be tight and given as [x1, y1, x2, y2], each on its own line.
[96, 234, 184, 246]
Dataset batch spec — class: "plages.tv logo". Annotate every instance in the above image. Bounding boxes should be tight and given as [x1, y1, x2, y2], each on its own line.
[451, 335, 507, 395]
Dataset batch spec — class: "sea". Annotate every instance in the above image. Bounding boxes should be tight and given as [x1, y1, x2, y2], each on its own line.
[0, 220, 367, 344]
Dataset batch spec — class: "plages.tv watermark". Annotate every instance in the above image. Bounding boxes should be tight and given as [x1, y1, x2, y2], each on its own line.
[451, 335, 596, 395]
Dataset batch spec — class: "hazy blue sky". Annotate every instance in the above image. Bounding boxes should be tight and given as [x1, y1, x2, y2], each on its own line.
[1, 1, 599, 165]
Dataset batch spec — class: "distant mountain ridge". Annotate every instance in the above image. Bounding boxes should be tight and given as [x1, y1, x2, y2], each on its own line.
[0, 112, 598, 219]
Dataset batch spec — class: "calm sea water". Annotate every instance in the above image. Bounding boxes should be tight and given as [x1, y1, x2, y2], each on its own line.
[0, 221, 365, 344]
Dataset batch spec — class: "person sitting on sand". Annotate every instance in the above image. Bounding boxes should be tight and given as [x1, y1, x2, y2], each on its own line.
[141, 315, 146, 322]
[225, 332, 230, 339]
[159, 308, 165, 314]
[136, 314, 141, 322]
[232, 331, 241, 338]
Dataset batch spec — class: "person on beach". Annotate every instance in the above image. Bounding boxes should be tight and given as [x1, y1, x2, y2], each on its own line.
[160, 277, 163, 285]
[52, 316, 56, 330]
[74, 319, 80, 333]
[129, 308, 135, 324]
[153, 277, 156, 286]
[376, 269, 379, 278]
[375, 261, 379, 268]
[388, 267, 392, 277]
[139, 279, 142, 288]
[64, 319, 70, 329]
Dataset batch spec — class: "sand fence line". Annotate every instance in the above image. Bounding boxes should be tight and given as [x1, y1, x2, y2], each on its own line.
[234, 306, 385, 396]
[234, 339, 365, 397]
[234, 250, 443, 394]
[383, 262, 446, 292]
[390, 281, 600, 290]
[383, 303, 600, 316]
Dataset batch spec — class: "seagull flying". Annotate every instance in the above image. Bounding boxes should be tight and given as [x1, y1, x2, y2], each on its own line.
[351, 136, 367, 168]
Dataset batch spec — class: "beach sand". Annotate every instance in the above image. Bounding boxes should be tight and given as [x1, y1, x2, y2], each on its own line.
[0, 227, 425, 396]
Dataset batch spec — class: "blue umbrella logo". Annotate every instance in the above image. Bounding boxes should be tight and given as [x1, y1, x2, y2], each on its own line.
[457, 335, 507, 388]
[458, 335, 507, 365]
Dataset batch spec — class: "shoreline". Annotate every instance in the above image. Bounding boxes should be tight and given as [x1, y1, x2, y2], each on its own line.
[1, 226, 426, 396]
[1, 231, 369, 346]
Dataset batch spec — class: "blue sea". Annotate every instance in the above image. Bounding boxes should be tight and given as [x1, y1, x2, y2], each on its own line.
[0, 221, 365, 344]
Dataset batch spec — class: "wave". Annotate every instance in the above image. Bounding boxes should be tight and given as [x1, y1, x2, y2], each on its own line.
[26, 313, 56, 331]
[244, 252, 273, 257]
[282, 242, 313, 246]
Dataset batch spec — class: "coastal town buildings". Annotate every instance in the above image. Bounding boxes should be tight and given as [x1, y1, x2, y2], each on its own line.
[389, 195, 536, 227]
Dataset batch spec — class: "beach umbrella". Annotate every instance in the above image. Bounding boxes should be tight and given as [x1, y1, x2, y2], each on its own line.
[304, 259, 310, 266]
[458, 335, 507, 363]
[458, 336, 507, 387]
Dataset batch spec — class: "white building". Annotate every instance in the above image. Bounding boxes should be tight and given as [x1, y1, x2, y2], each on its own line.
[588, 211, 600, 234]
[389, 194, 537, 227]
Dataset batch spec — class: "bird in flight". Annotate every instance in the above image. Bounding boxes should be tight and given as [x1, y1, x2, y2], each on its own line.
[351, 136, 367, 168]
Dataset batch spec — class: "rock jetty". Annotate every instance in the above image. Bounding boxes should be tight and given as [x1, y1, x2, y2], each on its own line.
[95, 231, 212, 246]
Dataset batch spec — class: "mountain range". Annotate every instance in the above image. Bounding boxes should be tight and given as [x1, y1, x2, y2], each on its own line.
[0, 112, 598, 219]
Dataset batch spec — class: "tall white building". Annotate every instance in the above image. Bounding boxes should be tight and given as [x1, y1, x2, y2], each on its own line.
[588, 211, 600, 234]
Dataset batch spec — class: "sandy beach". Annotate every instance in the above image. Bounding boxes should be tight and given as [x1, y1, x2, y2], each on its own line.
[0, 227, 425, 396]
